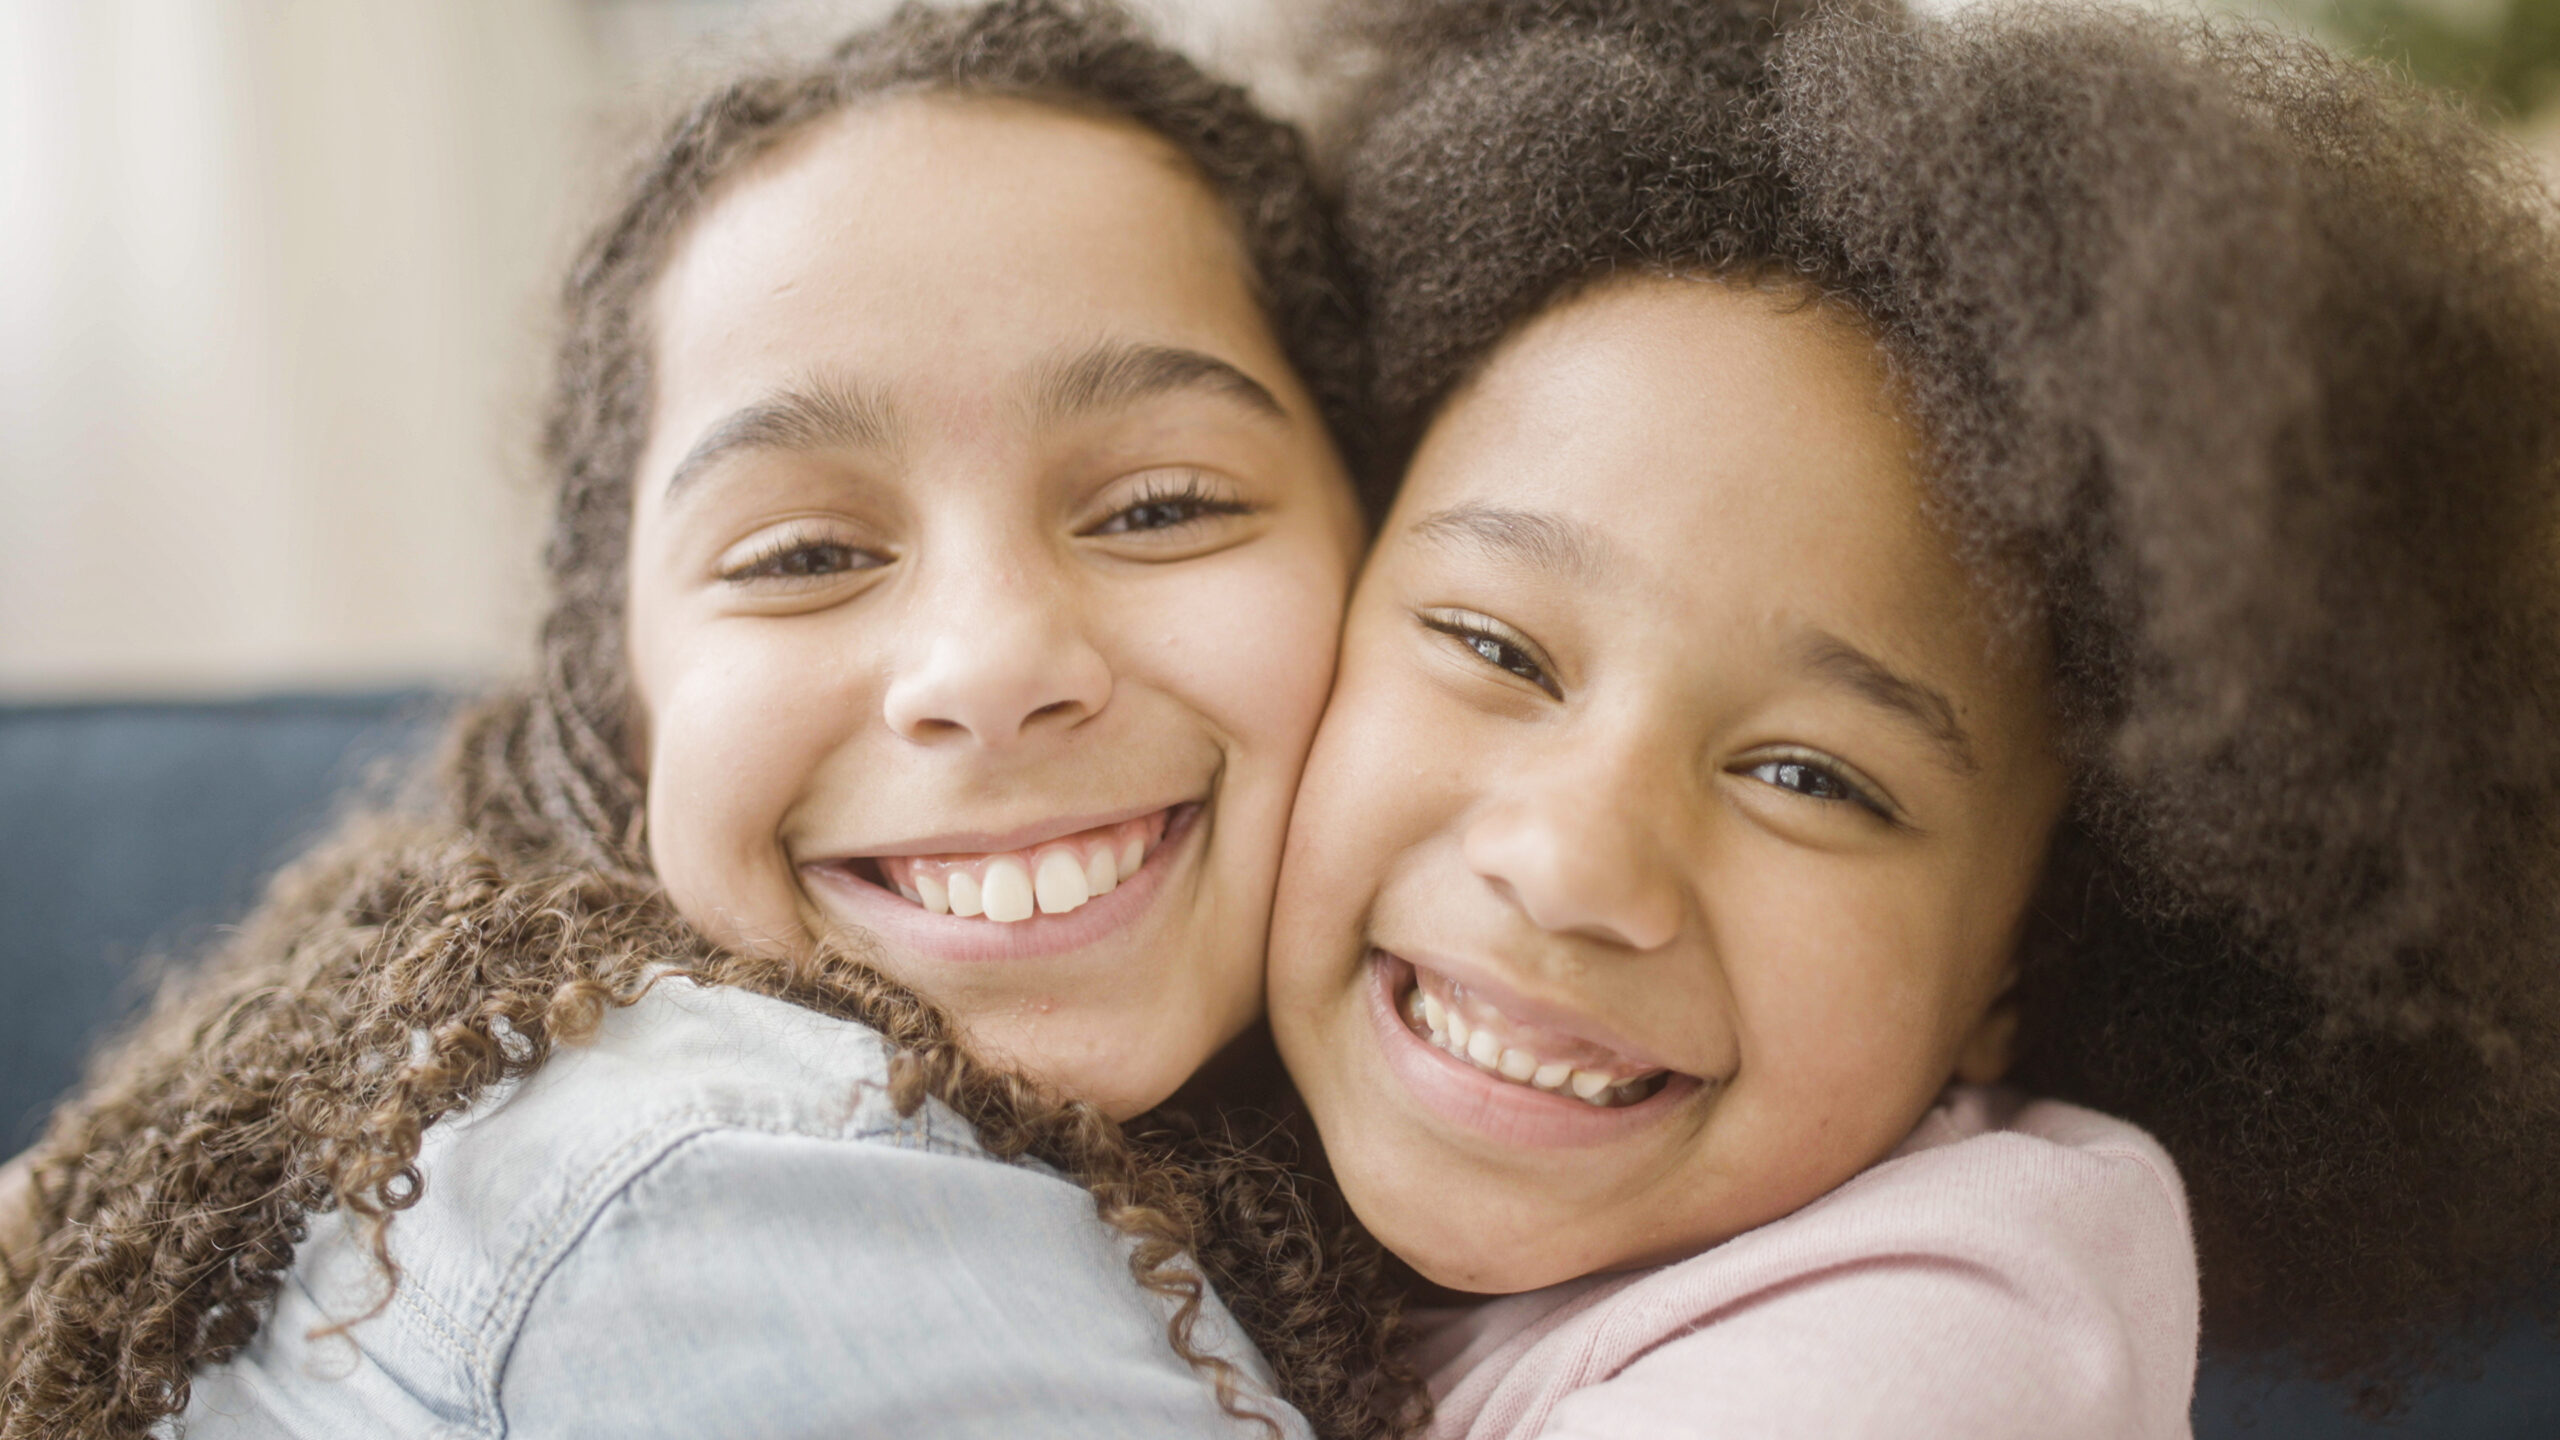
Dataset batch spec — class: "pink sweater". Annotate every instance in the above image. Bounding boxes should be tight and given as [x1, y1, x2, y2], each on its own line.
[1409, 1088, 2198, 1440]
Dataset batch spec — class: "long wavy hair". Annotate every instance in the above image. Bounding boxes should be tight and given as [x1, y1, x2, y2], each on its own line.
[1339, 0, 2560, 1409]
[0, 4, 1414, 1437]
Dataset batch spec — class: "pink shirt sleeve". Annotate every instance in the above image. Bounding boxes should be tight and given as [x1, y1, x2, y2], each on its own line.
[1423, 1090, 2199, 1440]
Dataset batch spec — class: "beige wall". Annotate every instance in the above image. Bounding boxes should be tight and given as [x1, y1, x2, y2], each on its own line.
[0, 0, 606, 698]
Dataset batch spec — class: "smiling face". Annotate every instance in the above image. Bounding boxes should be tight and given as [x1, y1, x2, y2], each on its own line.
[624, 96, 1363, 1120]
[1268, 275, 2068, 1292]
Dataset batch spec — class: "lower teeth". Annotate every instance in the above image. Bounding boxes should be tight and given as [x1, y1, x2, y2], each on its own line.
[1403, 986, 1661, 1107]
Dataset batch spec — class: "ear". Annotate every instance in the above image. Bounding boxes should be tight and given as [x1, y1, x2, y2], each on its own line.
[1951, 988, 2018, 1085]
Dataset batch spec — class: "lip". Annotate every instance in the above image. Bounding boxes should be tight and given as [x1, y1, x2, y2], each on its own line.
[801, 803, 1201, 962]
[1384, 944, 1686, 1074]
[809, 799, 1183, 861]
[1363, 950, 1705, 1150]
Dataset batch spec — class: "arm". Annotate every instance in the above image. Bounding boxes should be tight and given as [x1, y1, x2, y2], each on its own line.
[499, 1128, 1307, 1440]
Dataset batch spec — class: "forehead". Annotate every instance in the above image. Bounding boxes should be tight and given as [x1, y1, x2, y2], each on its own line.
[646, 93, 1275, 414]
[1396, 276, 1979, 643]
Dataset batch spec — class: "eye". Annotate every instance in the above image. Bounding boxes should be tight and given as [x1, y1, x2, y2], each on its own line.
[1085, 470, 1252, 536]
[1741, 752, 1895, 821]
[720, 533, 886, 584]
[1420, 609, 1562, 699]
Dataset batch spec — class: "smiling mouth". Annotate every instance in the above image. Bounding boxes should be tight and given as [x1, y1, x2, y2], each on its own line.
[1390, 957, 1676, 1108]
[851, 807, 1178, 923]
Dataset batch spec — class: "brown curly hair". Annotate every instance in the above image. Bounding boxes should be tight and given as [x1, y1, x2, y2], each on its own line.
[0, 3, 1414, 1436]
[1338, 0, 2560, 1406]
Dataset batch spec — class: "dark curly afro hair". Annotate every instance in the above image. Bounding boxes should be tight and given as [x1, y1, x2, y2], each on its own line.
[1338, 0, 2560, 1400]
[0, 5, 1401, 1436]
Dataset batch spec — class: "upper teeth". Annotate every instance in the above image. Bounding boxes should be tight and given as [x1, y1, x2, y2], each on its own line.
[875, 812, 1166, 924]
[1402, 981, 1662, 1108]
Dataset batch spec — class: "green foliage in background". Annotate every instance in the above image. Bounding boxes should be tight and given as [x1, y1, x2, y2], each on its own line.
[2283, 0, 2560, 117]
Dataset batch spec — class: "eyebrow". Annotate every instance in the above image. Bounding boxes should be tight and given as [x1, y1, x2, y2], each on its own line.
[1406, 503, 1608, 584]
[1030, 341, 1287, 425]
[663, 378, 899, 500]
[1797, 631, 1979, 776]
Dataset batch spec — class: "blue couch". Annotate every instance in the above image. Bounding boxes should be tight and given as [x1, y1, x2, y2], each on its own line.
[1, 694, 446, 1149]
[1, 695, 2550, 1434]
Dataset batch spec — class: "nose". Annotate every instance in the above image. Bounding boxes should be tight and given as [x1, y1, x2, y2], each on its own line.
[1459, 753, 1685, 951]
[881, 564, 1113, 747]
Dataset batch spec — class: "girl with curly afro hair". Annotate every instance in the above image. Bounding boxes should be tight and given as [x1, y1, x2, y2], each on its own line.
[1263, 0, 2560, 1433]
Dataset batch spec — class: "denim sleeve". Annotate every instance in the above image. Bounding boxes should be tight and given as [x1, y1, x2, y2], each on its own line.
[498, 1125, 1309, 1440]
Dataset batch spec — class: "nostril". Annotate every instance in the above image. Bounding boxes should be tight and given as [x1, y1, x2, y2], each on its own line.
[881, 623, 1112, 745]
[1465, 810, 1681, 950]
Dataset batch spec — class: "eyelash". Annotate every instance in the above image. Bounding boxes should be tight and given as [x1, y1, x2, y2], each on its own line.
[1422, 610, 1563, 699]
[1741, 750, 1896, 822]
[720, 531, 883, 584]
[1087, 471, 1252, 536]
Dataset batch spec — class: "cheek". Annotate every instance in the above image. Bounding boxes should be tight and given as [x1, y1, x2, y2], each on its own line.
[1716, 850, 2004, 1101]
[1134, 537, 1353, 780]
[637, 620, 858, 949]
[1270, 654, 1442, 1005]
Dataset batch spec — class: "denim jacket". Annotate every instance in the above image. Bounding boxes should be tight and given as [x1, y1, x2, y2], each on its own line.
[180, 978, 1310, 1439]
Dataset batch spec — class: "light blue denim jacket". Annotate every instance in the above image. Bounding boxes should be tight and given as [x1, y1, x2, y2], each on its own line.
[180, 978, 1310, 1439]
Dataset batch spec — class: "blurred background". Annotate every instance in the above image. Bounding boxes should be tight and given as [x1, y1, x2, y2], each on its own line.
[0, 0, 1330, 699]
[1, 0, 2550, 701]
[2, 0, 2556, 1433]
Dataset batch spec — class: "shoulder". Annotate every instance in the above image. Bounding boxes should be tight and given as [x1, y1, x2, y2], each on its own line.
[1621, 1089, 2195, 1438]
[183, 980, 1000, 1436]
[1846, 1085, 2195, 1285]
[189, 980, 1304, 1438]
[1880, 1084, 2188, 1203]
[374, 978, 992, 1322]
[448, 975, 988, 1174]
[404, 975, 1005, 1330]
[1722, 1087, 2197, 1369]
[476, 981, 1299, 1436]
[497, 1122, 1300, 1438]
[1895, 1085, 2178, 1177]
[1435, 1091, 2200, 1440]
[231, 984, 999, 1412]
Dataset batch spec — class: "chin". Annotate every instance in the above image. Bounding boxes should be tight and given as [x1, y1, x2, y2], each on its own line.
[1330, 1168, 1538, 1295]
[1062, 1073, 1175, 1123]
[969, 1011, 1221, 1121]
[1349, 1141, 1686, 1295]
[1386, 1218, 1580, 1297]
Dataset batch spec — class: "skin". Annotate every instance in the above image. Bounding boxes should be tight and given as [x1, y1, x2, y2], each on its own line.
[625, 95, 1364, 1120]
[1268, 275, 2069, 1294]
